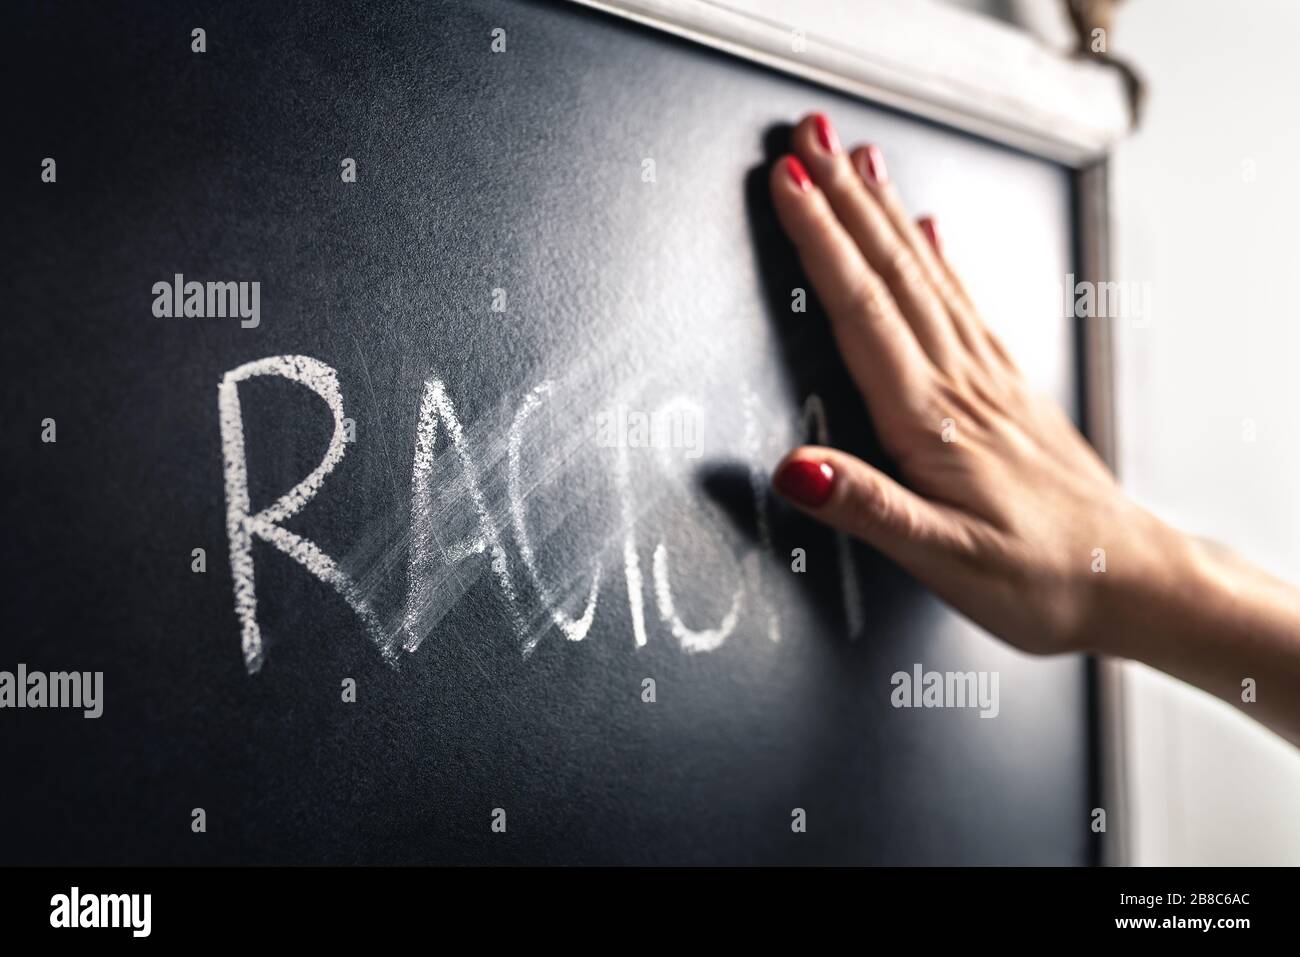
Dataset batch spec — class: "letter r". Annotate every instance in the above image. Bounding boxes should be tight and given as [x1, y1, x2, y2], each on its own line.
[218, 355, 384, 672]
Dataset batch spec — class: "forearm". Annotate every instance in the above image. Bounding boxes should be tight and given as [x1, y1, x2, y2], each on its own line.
[1094, 516, 1300, 746]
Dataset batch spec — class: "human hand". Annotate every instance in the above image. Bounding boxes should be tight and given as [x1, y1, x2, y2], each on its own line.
[767, 111, 1191, 657]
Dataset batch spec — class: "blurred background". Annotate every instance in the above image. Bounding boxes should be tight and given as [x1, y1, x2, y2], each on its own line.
[942, 0, 1300, 865]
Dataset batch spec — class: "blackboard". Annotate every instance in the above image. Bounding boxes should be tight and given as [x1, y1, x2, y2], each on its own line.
[2, 0, 1098, 864]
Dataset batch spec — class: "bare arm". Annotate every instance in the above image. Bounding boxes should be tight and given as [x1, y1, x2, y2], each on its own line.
[768, 112, 1300, 745]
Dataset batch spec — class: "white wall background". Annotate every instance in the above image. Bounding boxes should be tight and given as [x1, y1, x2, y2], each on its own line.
[941, 0, 1300, 864]
[1110, 0, 1300, 867]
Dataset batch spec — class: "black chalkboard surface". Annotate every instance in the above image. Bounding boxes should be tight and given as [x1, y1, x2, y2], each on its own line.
[2, 0, 1097, 864]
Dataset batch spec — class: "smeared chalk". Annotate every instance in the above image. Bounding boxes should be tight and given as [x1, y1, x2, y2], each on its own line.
[615, 444, 648, 648]
[743, 385, 781, 643]
[803, 394, 864, 640]
[509, 381, 601, 653]
[403, 376, 524, 654]
[218, 355, 387, 673]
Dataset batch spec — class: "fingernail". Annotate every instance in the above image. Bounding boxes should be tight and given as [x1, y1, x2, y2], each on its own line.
[773, 459, 835, 508]
[919, 215, 943, 255]
[785, 156, 812, 192]
[813, 113, 841, 154]
[861, 144, 888, 186]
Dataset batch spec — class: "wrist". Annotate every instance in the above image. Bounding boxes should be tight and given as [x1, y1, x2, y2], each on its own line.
[1081, 505, 1206, 661]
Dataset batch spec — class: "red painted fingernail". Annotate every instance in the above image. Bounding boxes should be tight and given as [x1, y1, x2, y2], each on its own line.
[862, 144, 888, 185]
[813, 113, 841, 154]
[785, 155, 812, 191]
[919, 215, 943, 255]
[773, 459, 835, 508]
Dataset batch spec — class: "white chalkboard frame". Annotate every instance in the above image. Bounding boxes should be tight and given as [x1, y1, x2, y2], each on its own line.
[563, 0, 1132, 166]
[565, 0, 1132, 866]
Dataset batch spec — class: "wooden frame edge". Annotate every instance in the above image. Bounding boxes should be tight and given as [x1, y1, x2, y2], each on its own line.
[562, 0, 1132, 168]
[1077, 160, 1129, 867]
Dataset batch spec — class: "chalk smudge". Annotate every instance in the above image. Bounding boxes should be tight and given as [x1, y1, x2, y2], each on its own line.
[803, 394, 864, 640]
[403, 376, 524, 654]
[509, 381, 602, 654]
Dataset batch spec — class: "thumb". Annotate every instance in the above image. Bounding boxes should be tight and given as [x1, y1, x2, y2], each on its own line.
[771, 446, 973, 564]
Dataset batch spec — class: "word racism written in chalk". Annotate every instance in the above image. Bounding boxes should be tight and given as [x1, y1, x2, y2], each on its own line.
[218, 355, 865, 674]
[153, 274, 261, 328]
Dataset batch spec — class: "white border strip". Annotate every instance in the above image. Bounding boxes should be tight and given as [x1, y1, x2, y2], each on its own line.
[563, 0, 1131, 166]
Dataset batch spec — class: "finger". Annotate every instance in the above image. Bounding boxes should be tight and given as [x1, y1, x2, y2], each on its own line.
[771, 446, 975, 564]
[773, 447, 1024, 650]
[769, 154, 934, 417]
[915, 214, 1020, 375]
[848, 143, 1004, 378]
[790, 114, 964, 371]
[850, 146, 978, 324]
